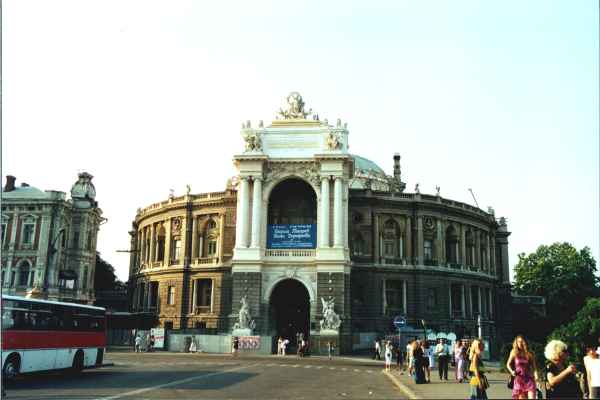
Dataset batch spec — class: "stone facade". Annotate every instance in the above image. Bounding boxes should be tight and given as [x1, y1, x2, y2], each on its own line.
[1, 173, 103, 304]
[129, 93, 513, 355]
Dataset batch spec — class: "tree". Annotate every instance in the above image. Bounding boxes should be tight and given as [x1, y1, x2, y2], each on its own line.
[548, 297, 600, 363]
[513, 242, 599, 330]
[94, 252, 124, 291]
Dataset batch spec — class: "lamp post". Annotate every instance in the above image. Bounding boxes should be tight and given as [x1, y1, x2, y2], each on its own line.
[421, 319, 427, 342]
[477, 314, 482, 339]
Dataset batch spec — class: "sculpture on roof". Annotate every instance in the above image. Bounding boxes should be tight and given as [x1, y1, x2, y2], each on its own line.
[325, 131, 341, 151]
[277, 92, 312, 120]
[243, 131, 262, 152]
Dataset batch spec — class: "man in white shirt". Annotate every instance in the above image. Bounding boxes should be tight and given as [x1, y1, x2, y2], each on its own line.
[374, 339, 381, 360]
[435, 338, 449, 380]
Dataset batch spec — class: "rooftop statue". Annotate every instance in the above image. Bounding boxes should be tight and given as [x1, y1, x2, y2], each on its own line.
[277, 92, 312, 120]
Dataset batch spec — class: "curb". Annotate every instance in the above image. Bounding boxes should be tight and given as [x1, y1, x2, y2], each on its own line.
[102, 363, 115, 367]
[383, 371, 421, 400]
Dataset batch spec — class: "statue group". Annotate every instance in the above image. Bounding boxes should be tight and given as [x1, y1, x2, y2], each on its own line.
[320, 297, 341, 331]
[233, 295, 256, 331]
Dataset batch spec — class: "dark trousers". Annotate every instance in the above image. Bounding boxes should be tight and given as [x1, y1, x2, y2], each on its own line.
[438, 355, 449, 380]
[374, 349, 381, 360]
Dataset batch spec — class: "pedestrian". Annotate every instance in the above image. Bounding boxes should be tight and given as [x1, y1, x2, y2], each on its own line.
[457, 341, 467, 383]
[584, 345, 600, 399]
[407, 340, 414, 375]
[545, 339, 582, 399]
[149, 335, 155, 352]
[189, 336, 197, 353]
[232, 336, 240, 357]
[135, 335, 142, 353]
[282, 338, 289, 356]
[468, 339, 489, 400]
[277, 337, 283, 355]
[435, 338, 450, 380]
[422, 341, 432, 383]
[454, 340, 462, 381]
[394, 344, 404, 374]
[298, 338, 305, 358]
[374, 339, 381, 360]
[328, 341, 334, 360]
[384, 341, 393, 372]
[413, 340, 426, 384]
[506, 335, 539, 399]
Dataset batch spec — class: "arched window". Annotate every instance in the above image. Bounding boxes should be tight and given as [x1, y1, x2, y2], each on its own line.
[18, 261, 32, 287]
[382, 219, 403, 262]
[156, 225, 166, 262]
[445, 225, 458, 264]
[200, 219, 218, 258]
[268, 179, 316, 225]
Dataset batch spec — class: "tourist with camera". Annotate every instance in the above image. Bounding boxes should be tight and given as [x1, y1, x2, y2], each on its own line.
[545, 339, 583, 399]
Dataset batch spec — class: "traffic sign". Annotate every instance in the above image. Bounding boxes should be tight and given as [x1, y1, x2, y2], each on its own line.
[393, 315, 406, 329]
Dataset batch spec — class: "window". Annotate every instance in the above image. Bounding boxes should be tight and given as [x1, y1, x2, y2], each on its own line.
[427, 288, 438, 310]
[1, 270, 4, 285]
[466, 231, 474, 266]
[61, 231, 67, 248]
[207, 240, 217, 256]
[72, 231, 80, 249]
[156, 226, 166, 262]
[86, 231, 93, 251]
[385, 280, 404, 314]
[18, 264, 31, 287]
[1, 223, 6, 245]
[451, 284, 463, 315]
[167, 286, 176, 305]
[195, 279, 212, 313]
[172, 238, 181, 261]
[445, 225, 458, 264]
[424, 239, 433, 261]
[207, 219, 217, 229]
[352, 233, 366, 256]
[384, 242, 395, 256]
[22, 224, 35, 244]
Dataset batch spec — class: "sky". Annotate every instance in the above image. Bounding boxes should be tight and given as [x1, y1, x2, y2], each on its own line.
[3, 0, 598, 282]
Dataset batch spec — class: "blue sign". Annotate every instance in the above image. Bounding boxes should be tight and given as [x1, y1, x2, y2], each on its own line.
[393, 315, 406, 329]
[267, 224, 316, 249]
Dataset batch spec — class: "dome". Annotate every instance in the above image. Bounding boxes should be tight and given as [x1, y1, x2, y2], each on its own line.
[350, 155, 391, 191]
[352, 155, 387, 178]
[2, 184, 50, 199]
[70, 172, 96, 200]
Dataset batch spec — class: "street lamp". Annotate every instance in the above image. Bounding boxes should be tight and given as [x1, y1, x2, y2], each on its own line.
[421, 319, 427, 342]
[477, 314, 482, 339]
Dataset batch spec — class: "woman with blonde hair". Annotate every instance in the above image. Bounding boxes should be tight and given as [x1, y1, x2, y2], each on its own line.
[544, 339, 582, 399]
[469, 339, 488, 400]
[506, 335, 539, 399]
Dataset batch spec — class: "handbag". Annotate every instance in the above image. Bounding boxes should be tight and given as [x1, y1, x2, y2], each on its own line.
[480, 374, 490, 390]
[507, 375, 515, 389]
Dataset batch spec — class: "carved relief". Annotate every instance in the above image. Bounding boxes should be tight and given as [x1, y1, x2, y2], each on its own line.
[171, 217, 182, 235]
[325, 131, 341, 150]
[265, 163, 320, 188]
[243, 131, 262, 152]
[423, 216, 435, 232]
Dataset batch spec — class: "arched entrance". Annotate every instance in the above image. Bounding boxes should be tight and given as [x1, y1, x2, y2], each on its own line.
[270, 279, 310, 351]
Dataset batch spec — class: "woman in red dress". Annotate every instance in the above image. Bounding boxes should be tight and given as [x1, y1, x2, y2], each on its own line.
[506, 335, 539, 399]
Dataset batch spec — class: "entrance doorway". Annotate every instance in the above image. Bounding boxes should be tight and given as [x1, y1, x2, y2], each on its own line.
[270, 279, 310, 352]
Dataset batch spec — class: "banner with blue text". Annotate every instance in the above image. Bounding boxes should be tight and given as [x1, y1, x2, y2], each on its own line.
[267, 224, 316, 249]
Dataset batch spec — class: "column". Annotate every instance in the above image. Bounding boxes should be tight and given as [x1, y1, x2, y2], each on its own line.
[251, 177, 262, 248]
[436, 220, 443, 265]
[237, 177, 250, 248]
[405, 217, 412, 264]
[373, 214, 380, 262]
[219, 214, 226, 261]
[486, 234, 491, 273]
[190, 217, 198, 259]
[320, 177, 330, 247]
[490, 235, 496, 274]
[333, 177, 343, 247]
[461, 284, 466, 318]
[417, 216, 424, 265]
[149, 224, 156, 263]
[488, 289, 493, 318]
[448, 285, 452, 318]
[403, 280, 408, 315]
[478, 287, 482, 317]
[164, 221, 172, 264]
[475, 229, 481, 269]
[468, 285, 473, 317]
[460, 224, 467, 266]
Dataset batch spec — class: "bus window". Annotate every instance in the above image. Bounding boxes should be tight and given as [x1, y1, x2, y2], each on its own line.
[2, 308, 15, 329]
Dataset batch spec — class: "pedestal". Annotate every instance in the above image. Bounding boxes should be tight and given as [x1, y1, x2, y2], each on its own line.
[311, 330, 340, 356]
[231, 328, 254, 337]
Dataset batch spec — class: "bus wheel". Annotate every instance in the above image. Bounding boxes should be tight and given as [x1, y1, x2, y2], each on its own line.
[3, 354, 20, 380]
[71, 351, 84, 374]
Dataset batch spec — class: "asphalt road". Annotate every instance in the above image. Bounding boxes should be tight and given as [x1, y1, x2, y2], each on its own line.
[4, 352, 406, 400]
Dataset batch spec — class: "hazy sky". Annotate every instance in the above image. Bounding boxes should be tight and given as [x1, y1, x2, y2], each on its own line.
[3, 1, 598, 281]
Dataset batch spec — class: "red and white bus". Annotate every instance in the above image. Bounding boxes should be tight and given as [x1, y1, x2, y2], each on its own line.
[1, 295, 107, 379]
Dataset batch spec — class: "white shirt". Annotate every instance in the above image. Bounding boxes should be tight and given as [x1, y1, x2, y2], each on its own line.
[585, 356, 600, 388]
[375, 341, 380, 350]
[435, 343, 448, 356]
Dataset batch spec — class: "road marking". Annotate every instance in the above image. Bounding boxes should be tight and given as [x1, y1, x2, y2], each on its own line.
[329, 367, 335, 370]
[316, 366, 323, 369]
[341, 368, 347, 371]
[367, 370, 373, 374]
[354, 369, 360, 372]
[95, 363, 258, 400]
[267, 363, 276, 366]
[292, 364, 299, 368]
[303, 365, 312, 369]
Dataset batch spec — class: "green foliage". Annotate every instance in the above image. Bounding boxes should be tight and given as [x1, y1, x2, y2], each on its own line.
[513, 242, 599, 329]
[548, 297, 600, 364]
[94, 252, 124, 291]
[499, 340, 546, 375]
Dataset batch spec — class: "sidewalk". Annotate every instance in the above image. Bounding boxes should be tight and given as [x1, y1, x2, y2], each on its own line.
[384, 368, 514, 399]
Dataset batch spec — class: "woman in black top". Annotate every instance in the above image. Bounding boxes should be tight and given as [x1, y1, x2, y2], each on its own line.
[545, 339, 582, 399]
